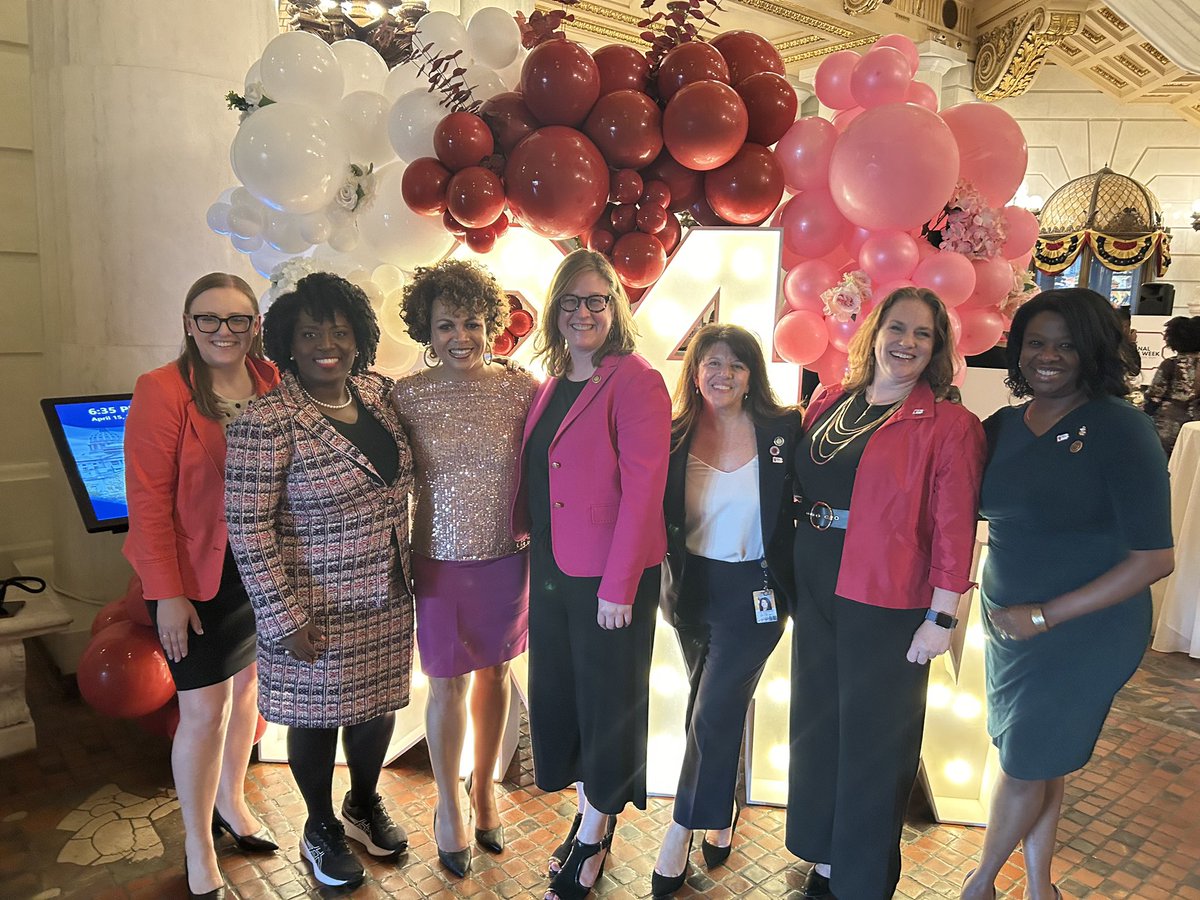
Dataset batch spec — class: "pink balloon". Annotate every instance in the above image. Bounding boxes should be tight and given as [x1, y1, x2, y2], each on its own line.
[872, 279, 914, 306]
[829, 103, 959, 231]
[916, 238, 937, 260]
[781, 189, 850, 259]
[858, 230, 919, 284]
[947, 307, 962, 343]
[905, 81, 938, 111]
[1011, 247, 1034, 270]
[845, 226, 872, 258]
[850, 47, 912, 109]
[912, 250, 976, 307]
[784, 259, 839, 312]
[776, 117, 837, 193]
[814, 50, 860, 110]
[811, 345, 849, 386]
[965, 255, 1014, 307]
[818, 245, 855, 272]
[832, 106, 863, 132]
[1001, 206, 1039, 259]
[957, 306, 1005, 356]
[826, 315, 860, 352]
[872, 34, 920, 76]
[952, 352, 967, 387]
[941, 102, 1028, 207]
[774, 309, 829, 365]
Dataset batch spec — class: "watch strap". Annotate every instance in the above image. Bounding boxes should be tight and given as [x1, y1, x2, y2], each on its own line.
[924, 609, 959, 629]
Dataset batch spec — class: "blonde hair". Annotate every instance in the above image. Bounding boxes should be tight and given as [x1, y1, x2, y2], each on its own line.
[532, 249, 638, 377]
[842, 286, 956, 400]
[176, 273, 265, 420]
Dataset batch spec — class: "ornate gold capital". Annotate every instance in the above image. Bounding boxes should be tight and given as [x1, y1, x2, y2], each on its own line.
[974, 7, 1082, 100]
[843, 0, 884, 14]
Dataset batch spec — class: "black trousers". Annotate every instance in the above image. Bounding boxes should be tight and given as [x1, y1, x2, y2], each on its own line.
[528, 530, 659, 814]
[672, 555, 784, 829]
[787, 591, 929, 900]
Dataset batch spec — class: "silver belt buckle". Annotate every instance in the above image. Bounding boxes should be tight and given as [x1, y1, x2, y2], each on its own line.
[808, 501, 835, 531]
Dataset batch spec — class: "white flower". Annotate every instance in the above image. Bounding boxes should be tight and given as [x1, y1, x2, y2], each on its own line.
[265, 258, 320, 309]
[244, 82, 264, 106]
[335, 180, 359, 211]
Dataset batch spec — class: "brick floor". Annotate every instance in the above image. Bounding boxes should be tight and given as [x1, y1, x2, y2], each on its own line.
[2, 643, 1198, 899]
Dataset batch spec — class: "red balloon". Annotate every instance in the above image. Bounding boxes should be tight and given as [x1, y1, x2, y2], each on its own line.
[509, 309, 535, 336]
[91, 598, 131, 636]
[586, 224, 615, 253]
[442, 209, 467, 235]
[137, 697, 180, 740]
[446, 166, 506, 229]
[401, 156, 452, 216]
[493, 211, 510, 236]
[704, 143, 784, 225]
[641, 150, 704, 212]
[611, 232, 666, 288]
[814, 50, 860, 110]
[781, 189, 850, 259]
[776, 117, 837, 193]
[505, 126, 609, 239]
[254, 714, 268, 744]
[479, 92, 539, 154]
[941, 102, 1028, 207]
[636, 203, 668, 234]
[611, 169, 644, 204]
[710, 30, 786, 86]
[492, 330, 516, 355]
[610, 203, 637, 234]
[583, 90, 663, 169]
[658, 212, 682, 254]
[774, 310, 828, 365]
[121, 575, 151, 627]
[433, 112, 495, 171]
[594, 44, 650, 96]
[662, 80, 749, 172]
[784, 259, 839, 312]
[735, 72, 799, 147]
[656, 42, 730, 103]
[850, 46, 912, 109]
[520, 40, 601, 127]
[687, 192, 726, 226]
[641, 180, 671, 209]
[465, 226, 497, 253]
[78, 621, 175, 719]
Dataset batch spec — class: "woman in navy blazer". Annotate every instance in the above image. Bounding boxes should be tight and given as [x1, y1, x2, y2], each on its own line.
[652, 324, 800, 896]
[514, 249, 671, 900]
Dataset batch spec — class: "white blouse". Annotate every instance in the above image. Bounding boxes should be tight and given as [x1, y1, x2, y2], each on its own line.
[684, 453, 764, 562]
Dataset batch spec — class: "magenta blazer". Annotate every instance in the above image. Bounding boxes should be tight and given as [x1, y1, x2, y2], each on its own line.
[512, 352, 671, 605]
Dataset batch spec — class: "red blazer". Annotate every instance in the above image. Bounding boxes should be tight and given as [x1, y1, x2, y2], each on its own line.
[122, 358, 279, 602]
[513, 352, 671, 605]
[802, 381, 985, 609]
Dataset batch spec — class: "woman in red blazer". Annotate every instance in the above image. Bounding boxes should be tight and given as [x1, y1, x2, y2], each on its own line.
[123, 272, 279, 899]
[514, 250, 671, 900]
[787, 287, 985, 900]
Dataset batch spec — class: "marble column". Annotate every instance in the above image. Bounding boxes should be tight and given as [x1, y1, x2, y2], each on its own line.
[916, 40, 973, 110]
[27, 1, 279, 602]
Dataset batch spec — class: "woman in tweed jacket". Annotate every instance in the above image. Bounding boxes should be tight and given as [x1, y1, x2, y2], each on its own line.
[225, 273, 414, 890]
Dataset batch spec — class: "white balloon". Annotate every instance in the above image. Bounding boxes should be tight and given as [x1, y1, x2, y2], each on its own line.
[332, 39, 388, 94]
[337, 91, 397, 166]
[329, 222, 361, 253]
[373, 333, 422, 376]
[232, 233, 264, 254]
[230, 102, 349, 214]
[383, 61, 428, 102]
[250, 245, 294, 278]
[387, 89, 446, 164]
[298, 211, 333, 244]
[218, 186, 237, 204]
[259, 31, 344, 109]
[494, 49, 527, 90]
[228, 203, 265, 239]
[230, 186, 255, 209]
[244, 60, 262, 93]
[358, 161, 456, 272]
[413, 11, 468, 59]
[207, 202, 232, 235]
[464, 65, 506, 103]
[372, 264, 404, 293]
[265, 211, 313, 254]
[379, 287, 412, 343]
[467, 7, 521, 69]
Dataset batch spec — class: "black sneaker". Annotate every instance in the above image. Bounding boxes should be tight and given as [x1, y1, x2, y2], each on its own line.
[342, 792, 409, 857]
[301, 818, 365, 887]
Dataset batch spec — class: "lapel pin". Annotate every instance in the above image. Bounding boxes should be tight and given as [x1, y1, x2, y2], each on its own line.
[1069, 440, 1084, 453]
[773, 436, 785, 446]
[771, 457, 784, 464]
[591, 375, 601, 383]
[913, 408, 925, 415]
[769, 446, 781, 456]
[1056, 433, 1068, 442]
[1078, 425, 1087, 436]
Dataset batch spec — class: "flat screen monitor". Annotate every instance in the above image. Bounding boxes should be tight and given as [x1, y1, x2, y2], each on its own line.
[40, 394, 132, 533]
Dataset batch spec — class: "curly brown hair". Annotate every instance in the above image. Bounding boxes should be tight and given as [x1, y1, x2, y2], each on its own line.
[400, 259, 511, 346]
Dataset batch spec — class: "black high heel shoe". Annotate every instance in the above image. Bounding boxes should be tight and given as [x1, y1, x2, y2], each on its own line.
[433, 808, 472, 878]
[184, 851, 228, 900]
[651, 832, 693, 898]
[547, 817, 614, 900]
[211, 808, 279, 854]
[548, 812, 582, 877]
[464, 773, 504, 853]
[701, 800, 741, 870]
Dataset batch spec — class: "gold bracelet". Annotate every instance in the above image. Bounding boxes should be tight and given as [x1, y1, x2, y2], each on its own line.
[1029, 606, 1049, 633]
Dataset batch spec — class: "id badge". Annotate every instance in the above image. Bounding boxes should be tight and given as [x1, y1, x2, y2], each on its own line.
[753, 589, 778, 623]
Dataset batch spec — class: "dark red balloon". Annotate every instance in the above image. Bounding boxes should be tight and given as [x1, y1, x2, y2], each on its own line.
[641, 150, 704, 212]
[493, 211, 510, 236]
[137, 697, 180, 740]
[611, 169, 644, 204]
[78, 621, 175, 719]
[520, 40, 601, 127]
[446, 166, 506, 229]
[704, 143, 785, 225]
[641, 180, 671, 209]
[401, 157, 452, 216]
[610, 203, 637, 234]
[442, 209, 467, 235]
[658, 212, 682, 254]
[434, 112, 495, 171]
[710, 30, 786, 85]
[586, 224, 615, 253]
[465, 226, 497, 253]
[492, 330, 516, 355]
[662, 80, 749, 172]
[611, 231, 667, 288]
[594, 44, 651, 96]
[636, 203, 668, 234]
[736, 72, 799, 146]
[688, 192, 726, 226]
[656, 42, 730, 103]
[479, 92, 539, 154]
[583, 90, 663, 169]
[91, 598, 130, 636]
[505, 126, 609, 239]
[509, 308, 534, 336]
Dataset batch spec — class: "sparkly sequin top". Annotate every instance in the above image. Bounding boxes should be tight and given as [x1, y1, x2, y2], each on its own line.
[392, 363, 538, 561]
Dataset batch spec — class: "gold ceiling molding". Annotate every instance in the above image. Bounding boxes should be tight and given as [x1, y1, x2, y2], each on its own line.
[1079, 25, 1104, 44]
[1141, 42, 1169, 66]
[842, 0, 884, 14]
[775, 34, 821, 52]
[565, 1, 645, 28]
[974, 7, 1083, 101]
[1115, 53, 1149, 77]
[566, 16, 651, 45]
[1090, 65, 1127, 89]
[1096, 7, 1129, 31]
[783, 35, 876, 65]
[735, 0, 857, 37]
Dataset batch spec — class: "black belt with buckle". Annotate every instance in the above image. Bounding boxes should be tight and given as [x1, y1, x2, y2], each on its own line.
[795, 497, 850, 531]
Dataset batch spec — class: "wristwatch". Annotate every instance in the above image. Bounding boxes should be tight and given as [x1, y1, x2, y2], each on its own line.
[924, 609, 959, 629]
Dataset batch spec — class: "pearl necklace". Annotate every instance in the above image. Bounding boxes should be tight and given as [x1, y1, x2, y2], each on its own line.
[300, 383, 353, 410]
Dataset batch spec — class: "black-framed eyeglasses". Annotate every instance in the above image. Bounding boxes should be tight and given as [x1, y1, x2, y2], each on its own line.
[191, 314, 255, 334]
[558, 293, 611, 313]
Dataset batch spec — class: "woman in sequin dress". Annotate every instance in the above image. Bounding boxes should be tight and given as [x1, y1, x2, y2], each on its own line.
[391, 260, 537, 878]
[1144, 315, 1200, 455]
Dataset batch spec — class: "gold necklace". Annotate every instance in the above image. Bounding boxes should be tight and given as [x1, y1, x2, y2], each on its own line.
[809, 392, 901, 465]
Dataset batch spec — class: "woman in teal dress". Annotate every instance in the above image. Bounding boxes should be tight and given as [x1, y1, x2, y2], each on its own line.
[962, 288, 1174, 900]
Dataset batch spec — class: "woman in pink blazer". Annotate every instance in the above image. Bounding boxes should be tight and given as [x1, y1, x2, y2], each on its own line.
[514, 249, 671, 900]
[123, 272, 279, 899]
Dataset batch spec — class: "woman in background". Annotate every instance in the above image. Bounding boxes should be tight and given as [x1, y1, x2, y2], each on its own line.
[124, 273, 279, 899]
[1144, 315, 1200, 455]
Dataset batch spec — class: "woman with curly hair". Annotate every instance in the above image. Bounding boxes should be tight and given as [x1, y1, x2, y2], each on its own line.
[1144, 315, 1200, 455]
[225, 272, 415, 890]
[390, 260, 537, 877]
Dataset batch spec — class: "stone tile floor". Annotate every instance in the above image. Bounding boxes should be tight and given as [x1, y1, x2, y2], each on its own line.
[2, 643, 1199, 899]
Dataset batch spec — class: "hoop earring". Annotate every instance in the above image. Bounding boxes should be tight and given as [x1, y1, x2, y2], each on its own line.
[484, 351, 494, 365]
[423, 346, 440, 368]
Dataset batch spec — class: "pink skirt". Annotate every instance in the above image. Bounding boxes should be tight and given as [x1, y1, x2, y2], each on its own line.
[413, 551, 530, 678]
